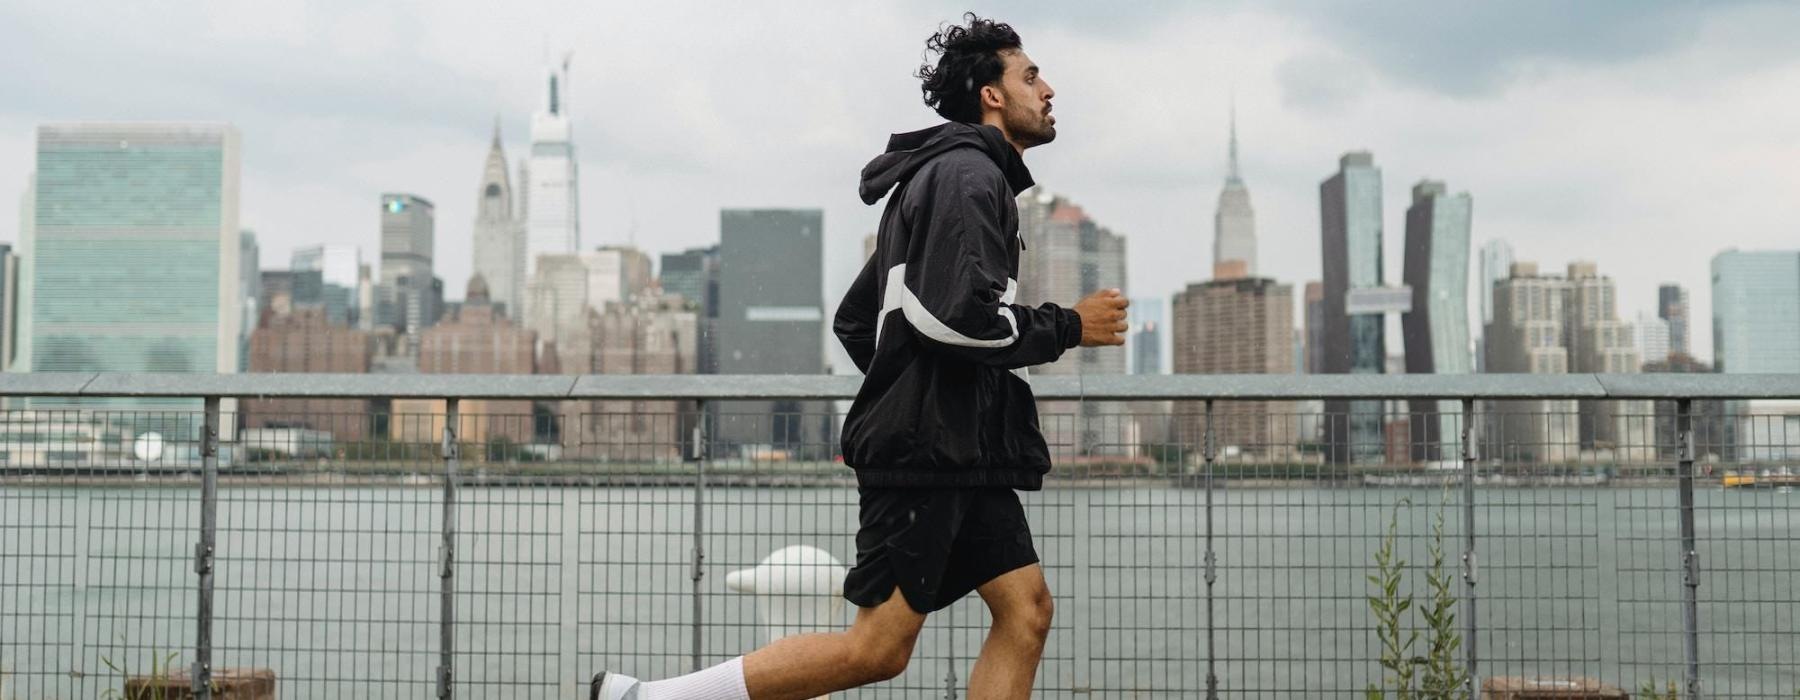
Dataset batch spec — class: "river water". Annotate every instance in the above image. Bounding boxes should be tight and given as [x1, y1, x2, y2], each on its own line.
[2, 484, 1795, 698]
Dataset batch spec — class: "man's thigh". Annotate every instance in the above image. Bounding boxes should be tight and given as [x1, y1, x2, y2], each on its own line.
[847, 584, 928, 651]
[975, 562, 1051, 619]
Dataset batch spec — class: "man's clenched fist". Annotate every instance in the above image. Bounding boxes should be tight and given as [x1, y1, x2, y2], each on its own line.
[1074, 288, 1129, 347]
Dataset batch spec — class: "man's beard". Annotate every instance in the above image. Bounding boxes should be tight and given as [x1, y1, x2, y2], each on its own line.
[1003, 104, 1056, 148]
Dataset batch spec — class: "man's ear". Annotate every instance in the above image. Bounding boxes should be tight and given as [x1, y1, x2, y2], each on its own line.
[980, 84, 1004, 111]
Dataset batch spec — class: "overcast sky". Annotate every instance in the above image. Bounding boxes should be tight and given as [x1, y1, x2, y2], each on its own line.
[4, 0, 1798, 366]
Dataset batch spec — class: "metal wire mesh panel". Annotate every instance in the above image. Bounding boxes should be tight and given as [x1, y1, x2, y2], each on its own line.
[214, 408, 442, 698]
[453, 408, 568, 695]
[1699, 405, 1800, 698]
[575, 403, 702, 690]
[0, 409, 201, 699]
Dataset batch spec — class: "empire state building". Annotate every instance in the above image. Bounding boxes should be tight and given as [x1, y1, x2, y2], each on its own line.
[1214, 106, 1256, 275]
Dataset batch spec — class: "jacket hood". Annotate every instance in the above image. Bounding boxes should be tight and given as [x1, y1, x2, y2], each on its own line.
[858, 122, 1035, 205]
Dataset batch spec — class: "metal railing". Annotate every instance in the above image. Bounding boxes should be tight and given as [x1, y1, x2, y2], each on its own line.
[1, 373, 1798, 698]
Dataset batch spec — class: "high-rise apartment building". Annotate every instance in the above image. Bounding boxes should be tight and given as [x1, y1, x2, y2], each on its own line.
[524, 58, 580, 279]
[244, 306, 373, 441]
[16, 123, 243, 418]
[377, 193, 437, 338]
[1401, 180, 1473, 462]
[586, 288, 700, 461]
[399, 276, 539, 446]
[1634, 312, 1670, 368]
[714, 209, 829, 457]
[1319, 152, 1386, 464]
[1564, 262, 1647, 453]
[1711, 250, 1800, 374]
[1213, 107, 1256, 274]
[1171, 274, 1295, 459]
[1484, 261, 1647, 460]
[1017, 189, 1130, 455]
[525, 247, 655, 378]
[473, 122, 525, 317]
[1484, 262, 1578, 462]
[1657, 283, 1690, 359]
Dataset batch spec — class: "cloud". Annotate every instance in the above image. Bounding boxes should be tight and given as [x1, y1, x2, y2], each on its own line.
[1275, 0, 1788, 96]
[1, 0, 1797, 370]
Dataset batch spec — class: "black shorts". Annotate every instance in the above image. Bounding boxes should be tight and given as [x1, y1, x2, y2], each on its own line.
[842, 486, 1040, 614]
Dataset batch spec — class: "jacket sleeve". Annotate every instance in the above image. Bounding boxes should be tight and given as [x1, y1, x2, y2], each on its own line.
[900, 162, 1082, 369]
[833, 252, 880, 374]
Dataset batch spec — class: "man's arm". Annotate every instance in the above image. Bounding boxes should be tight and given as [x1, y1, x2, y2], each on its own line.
[833, 253, 880, 374]
[897, 165, 1083, 369]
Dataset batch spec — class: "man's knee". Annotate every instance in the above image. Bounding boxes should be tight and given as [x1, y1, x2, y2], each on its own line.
[846, 633, 913, 682]
[1001, 586, 1055, 641]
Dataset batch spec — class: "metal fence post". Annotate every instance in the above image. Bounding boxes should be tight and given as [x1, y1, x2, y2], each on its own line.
[1460, 398, 1479, 694]
[1676, 399, 1701, 699]
[943, 604, 958, 700]
[438, 399, 459, 699]
[691, 400, 708, 673]
[1203, 399, 1219, 700]
[193, 396, 220, 700]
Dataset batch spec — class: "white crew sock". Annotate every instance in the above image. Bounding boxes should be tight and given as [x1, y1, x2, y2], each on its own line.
[639, 656, 751, 700]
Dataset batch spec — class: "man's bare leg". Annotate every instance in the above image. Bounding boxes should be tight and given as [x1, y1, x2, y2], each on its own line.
[740, 587, 927, 700]
[967, 564, 1054, 700]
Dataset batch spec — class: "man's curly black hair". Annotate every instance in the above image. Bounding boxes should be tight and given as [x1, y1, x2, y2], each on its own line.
[917, 13, 1022, 124]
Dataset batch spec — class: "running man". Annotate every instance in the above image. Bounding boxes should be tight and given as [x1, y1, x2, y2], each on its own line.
[592, 14, 1128, 699]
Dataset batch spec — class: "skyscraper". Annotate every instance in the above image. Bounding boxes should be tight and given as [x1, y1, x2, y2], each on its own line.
[1478, 239, 1514, 327]
[1401, 180, 1473, 461]
[472, 120, 525, 316]
[1634, 311, 1670, 368]
[292, 243, 361, 326]
[1319, 152, 1385, 464]
[1017, 189, 1130, 454]
[661, 245, 721, 372]
[1017, 190, 1129, 377]
[378, 193, 437, 338]
[1484, 262, 1578, 462]
[1213, 105, 1256, 274]
[1, 244, 18, 372]
[1563, 262, 1645, 453]
[523, 57, 580, 279]
[1303, 281, 1325, 374]
[1171, 274, 1295, 458]
[1711, 250, 1800, 374]
[16, 123, 243, 414]
[714, 209, 829, 456]
[1131, 297, 1163, 375]
[239, 231, 258, 372]
[1658, 283, 1690, 359]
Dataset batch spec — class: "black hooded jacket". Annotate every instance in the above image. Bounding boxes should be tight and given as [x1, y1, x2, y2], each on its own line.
[835, 121, 1083, 489]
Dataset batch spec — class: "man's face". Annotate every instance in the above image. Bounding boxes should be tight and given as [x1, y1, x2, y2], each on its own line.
[991, 49, 1055, 148]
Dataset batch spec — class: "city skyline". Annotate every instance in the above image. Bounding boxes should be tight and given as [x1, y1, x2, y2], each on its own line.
[3, 2, 1795, 367]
